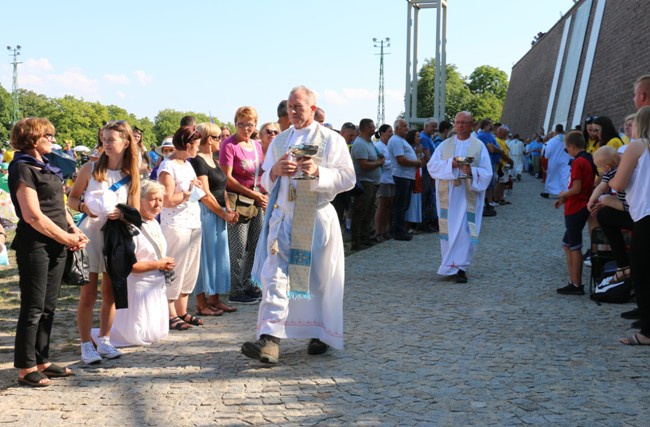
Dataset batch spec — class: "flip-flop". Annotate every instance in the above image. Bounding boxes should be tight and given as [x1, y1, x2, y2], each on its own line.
[41, 364, 74, 378]
[620, 333, 650, 345]
[17, 371, 51, 387]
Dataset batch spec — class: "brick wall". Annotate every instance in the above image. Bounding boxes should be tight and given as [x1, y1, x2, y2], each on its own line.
[502, 0, 650, 138]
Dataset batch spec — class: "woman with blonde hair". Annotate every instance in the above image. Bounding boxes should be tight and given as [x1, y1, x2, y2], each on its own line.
[258, 122, 280, 155]
[190, 123, 238, 315]
[220, 106, 266, 304]
[67, 120, 140, 365]
[610, 107, 650, 345]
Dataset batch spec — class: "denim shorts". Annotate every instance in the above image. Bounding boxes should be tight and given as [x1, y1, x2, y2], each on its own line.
[562, 207, 590, 250]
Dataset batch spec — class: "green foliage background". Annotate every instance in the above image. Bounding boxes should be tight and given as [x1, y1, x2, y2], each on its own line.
[0, 85, 233, 149]
[415, 59, 509, 122]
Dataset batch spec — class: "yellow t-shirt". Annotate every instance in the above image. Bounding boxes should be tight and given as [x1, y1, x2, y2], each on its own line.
[496, 137, 510, 168]
[605, 137, 624, 150]
[586, 138, 598, 154]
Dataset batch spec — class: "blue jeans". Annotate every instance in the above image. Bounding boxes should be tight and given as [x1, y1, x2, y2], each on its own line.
[392, 176, 414, 236]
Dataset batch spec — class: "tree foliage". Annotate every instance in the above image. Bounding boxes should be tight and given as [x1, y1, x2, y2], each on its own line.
[415, 59, 509, 122]
[0, 83, 230, 150]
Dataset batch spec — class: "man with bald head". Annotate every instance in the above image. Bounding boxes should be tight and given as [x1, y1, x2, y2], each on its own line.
[427, 112, 493, 283]
[242, 85, 355, 363]
[634, 75, 650, 109]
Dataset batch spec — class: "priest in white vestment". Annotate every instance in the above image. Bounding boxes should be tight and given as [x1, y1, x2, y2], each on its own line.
[542, 125, 571, 198]
[241, 86, 355, 363]
[427, 111, 492, 283]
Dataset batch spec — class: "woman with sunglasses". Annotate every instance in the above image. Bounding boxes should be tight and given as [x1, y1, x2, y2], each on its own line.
[220, 106, 266, 304]
[68, 121, 140, 365]
[259, 122, 281, 155]
[190, 122, 239, 316]
[158, 126, 205, 330]
[10, 118, 89, 386]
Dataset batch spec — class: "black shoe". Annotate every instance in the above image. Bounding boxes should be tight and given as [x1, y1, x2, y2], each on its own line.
[621, 308, 642, 319]
[351, 242, 371, 251]
[556, 283, 585, 295]
[455, 269, 468, 283]
[307, 338, 329, 355]
[540, 192, 549, 198]
[482, 206, 497, 217]
[393, 233, 413, 241]
[245, 287, 262, 301]
[228, 294, 259, 304]
[631, 319, 642, 329]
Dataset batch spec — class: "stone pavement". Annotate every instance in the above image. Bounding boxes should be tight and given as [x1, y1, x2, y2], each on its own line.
[1, 174, 650, 426]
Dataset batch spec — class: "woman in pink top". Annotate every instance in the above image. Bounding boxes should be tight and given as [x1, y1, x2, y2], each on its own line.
[219, 106, 266, 304]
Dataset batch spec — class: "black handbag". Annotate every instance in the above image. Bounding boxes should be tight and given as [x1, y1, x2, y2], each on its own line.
[63, 248, 90, 286]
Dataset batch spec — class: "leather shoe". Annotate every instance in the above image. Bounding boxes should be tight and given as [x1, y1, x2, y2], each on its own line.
[307, 338, 329, 355]
[393, 233, 413, 241]
[621, 307, 641, 319]
[455, 269, 468, 283]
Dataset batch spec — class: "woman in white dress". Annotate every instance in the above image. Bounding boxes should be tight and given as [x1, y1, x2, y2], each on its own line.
[109, 180, 173, 347]
[67, 120, 140, 364]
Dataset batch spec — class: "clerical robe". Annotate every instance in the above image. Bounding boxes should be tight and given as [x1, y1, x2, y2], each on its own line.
[427, 136, 492, 276]
[543, 134, 571, 196]
[253, 122, 355, 349]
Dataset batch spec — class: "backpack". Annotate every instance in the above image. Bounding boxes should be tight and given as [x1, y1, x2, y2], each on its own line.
[590, 274, 634, 304]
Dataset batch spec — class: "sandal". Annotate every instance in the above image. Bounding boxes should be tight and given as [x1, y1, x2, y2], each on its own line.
[620, 332, 650, 345]
[17, 370, 51, 387]
[41, 363, 74, 378]
[178, 313, 203, 326]
[196, 305, 223, 317]
[210, 302, 237, 313]
[169, 316, 192, 331]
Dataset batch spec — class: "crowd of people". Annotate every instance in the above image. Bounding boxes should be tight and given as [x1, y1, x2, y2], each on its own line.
[6, 76, 650, 387]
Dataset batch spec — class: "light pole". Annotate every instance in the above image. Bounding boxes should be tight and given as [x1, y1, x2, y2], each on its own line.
[7, 45, 22, 125]
[373, 37, 390, 127]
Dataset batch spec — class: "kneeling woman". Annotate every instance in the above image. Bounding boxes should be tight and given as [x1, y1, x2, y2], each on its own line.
[108, 180, 174, 346]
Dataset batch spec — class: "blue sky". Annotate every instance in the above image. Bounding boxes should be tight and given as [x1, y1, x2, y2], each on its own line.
[1, 0, 574, 133]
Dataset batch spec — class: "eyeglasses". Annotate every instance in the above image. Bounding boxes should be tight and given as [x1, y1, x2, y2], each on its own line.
[236, 122, 256, 129]
[265, 129, 279, 136]
[44, 134, 56, 141]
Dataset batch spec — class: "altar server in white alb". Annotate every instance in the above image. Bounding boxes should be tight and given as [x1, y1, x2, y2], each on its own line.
[427, 111, 492, 283]
[241, 85, 355, 364]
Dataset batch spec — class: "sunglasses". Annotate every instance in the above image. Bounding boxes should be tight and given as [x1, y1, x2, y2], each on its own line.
[585, 115, 598, 124]
[265, 129, 279, 136]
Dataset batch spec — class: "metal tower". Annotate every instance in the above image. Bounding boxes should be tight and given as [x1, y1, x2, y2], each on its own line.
[404, 0, 447, 124]
[7, 45, 22, 125]
[373, 37, 390, 126]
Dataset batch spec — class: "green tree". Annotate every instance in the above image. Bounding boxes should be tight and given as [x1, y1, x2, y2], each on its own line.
[0, 84, 12, 142]
[468, 65, 509, 101]
[415, 60, 509, 121]
[416, 60, 473, 121]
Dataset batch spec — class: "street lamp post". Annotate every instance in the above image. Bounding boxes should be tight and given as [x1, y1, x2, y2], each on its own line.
[7, 45, 22, 125]
[373, 37, 390, 127]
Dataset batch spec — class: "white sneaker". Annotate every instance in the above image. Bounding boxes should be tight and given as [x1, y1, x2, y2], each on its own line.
[489, 202, 498, 207]
[80, 341, 102, 365]
[96, 338, 122, 360]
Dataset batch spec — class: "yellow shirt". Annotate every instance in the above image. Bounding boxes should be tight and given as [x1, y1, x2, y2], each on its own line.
[605, 137, 624, 150]
[496, 137, 510, 168]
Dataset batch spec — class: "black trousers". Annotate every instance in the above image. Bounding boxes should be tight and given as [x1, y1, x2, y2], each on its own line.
[14, 242, 67, 369]
[631, 216, 650, 336]
[392, 176, 414, 236]
[350, 182, 378, 244]
[596, 206, 633, 268]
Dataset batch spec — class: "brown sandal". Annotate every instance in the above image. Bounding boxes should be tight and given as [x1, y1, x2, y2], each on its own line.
[195, 305, 224, 316]
[210, 302, 237, 313]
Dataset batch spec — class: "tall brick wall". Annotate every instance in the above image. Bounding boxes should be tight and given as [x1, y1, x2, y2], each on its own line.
[502, 0, 650, 137]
